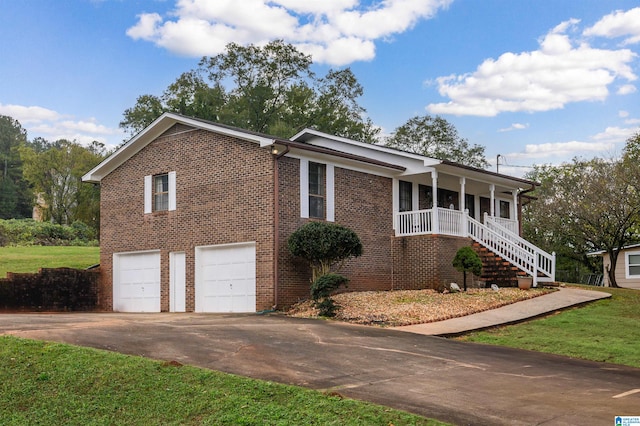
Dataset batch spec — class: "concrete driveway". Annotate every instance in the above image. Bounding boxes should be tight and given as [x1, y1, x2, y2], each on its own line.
[1, 312, 639, 426]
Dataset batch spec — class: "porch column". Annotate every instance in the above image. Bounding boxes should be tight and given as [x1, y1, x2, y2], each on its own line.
[489, 184, 495, 217]
[512, 189, 518, 229]
[460, 177, 466, 236]
[432, 171, 439, 233]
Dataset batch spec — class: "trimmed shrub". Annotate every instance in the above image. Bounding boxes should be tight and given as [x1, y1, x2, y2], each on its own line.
[452, 246, 483, 291]
[311, 273, 349, 317]
[288, 221, 363, 282]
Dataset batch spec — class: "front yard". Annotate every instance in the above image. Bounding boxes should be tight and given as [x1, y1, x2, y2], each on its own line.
[287, 287, 552, 326]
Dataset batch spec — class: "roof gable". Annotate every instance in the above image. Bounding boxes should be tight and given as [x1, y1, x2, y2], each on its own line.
[82, 113, 275, 183]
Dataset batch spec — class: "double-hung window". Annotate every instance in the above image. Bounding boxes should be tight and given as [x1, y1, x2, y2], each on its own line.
[626, 252, 640, 278]
[154, 174, 169, 211]
[144, 171, 176, 214]
[300, 159, 334, 221]
[308, 162, 325, 219]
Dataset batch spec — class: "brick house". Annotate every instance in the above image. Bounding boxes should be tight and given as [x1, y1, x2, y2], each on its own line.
[83, 112, 555, 313]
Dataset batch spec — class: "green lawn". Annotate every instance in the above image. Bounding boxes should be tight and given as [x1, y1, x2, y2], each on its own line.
[0, 336, 447, 426]
[0, 246, 99, 276]
[458, 286, 640, 368]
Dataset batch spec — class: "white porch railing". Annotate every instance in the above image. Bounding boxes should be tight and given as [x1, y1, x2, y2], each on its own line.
[484, 214, 556, 284]
[394, 208, 556, 286]
[490, 216, 519, 234]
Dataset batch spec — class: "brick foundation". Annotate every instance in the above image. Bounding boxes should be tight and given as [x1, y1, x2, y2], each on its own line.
[391, 234, 470, 290]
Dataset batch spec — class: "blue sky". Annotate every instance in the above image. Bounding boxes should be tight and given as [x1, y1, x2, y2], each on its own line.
[1, 0, 639, 177]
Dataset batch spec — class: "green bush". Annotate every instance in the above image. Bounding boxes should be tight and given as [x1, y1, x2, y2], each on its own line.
[452, 246, 483, 291]
[288, 221, 363, 282]
[311, 273, 349, 317]
[0, 219, 98, 247]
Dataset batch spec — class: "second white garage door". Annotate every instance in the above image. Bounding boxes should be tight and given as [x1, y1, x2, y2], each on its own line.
[195, 242, 256, 313]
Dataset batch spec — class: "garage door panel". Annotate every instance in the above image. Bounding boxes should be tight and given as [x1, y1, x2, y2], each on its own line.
[114, 251, 161, 313]
[195, 243, 256, 313]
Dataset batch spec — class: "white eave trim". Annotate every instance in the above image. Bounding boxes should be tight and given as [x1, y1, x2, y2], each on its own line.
[291, 128, 439, 164]
[82, 112, 274, 183]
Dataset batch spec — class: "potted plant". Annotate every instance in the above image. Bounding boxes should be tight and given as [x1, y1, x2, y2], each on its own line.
[517, 276, 533, 290]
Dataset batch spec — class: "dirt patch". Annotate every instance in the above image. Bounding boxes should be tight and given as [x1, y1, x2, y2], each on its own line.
[287, 288, 554, 327]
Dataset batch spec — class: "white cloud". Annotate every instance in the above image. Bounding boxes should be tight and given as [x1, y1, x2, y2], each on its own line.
[625, 118, 640, 125]
[0, 103, 61, 123]
[126, 0, 453, 65]
[619, 110, 630, 118]
[617, 84, 637, 95]
[583, 7, 640, 45]
[498, 123, 529, 132]
[0, 103, 122, 148]
[504, 124, 638, 165]
[426, 19, 637, 117]
[506, 140, 617, 160]
[590, 126, 638, 142]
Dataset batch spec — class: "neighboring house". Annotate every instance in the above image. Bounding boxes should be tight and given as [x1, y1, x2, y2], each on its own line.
[82, 112, 555, 313]
[590, 244, 640, 289]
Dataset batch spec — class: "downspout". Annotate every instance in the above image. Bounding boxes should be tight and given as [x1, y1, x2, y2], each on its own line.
[272, 143, 290, 310]
[516, 184, 537, 236]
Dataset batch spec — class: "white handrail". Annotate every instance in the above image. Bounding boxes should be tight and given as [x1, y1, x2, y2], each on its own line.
[484, 214, 555, 282]
[467, 216, 537, 281]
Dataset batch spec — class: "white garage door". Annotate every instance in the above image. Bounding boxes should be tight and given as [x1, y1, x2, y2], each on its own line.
[113, 251, 161, 312]
[195, 242, 256, 313]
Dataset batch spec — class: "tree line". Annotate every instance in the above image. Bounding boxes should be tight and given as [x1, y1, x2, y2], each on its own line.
[0, 115, 105, 234]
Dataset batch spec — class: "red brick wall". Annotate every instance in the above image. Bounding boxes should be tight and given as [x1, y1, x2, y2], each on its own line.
[275, 158, 394, 308]
[391, 234, 470, 290]
[99, 126, 275, 311]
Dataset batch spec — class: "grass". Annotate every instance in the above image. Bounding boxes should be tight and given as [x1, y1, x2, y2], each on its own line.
[458, 285, 640, 368]
[0, 336, 447, 426]
[0, 246, 99, 276]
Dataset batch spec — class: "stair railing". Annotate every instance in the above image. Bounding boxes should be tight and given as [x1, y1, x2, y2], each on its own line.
[484, 214, 555, 283]
[467, 216, 539, 286]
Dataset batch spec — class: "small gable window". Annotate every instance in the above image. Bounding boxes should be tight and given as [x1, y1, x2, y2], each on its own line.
[144, 171, 176, 214]
[154, 174, 169, 211]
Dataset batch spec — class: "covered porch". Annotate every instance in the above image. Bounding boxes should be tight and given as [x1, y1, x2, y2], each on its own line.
[391, 166, 555, 286]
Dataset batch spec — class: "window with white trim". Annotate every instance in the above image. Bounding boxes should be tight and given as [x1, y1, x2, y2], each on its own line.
[399, 180, 412, 212]
[499, 200, 510, 219]
[309, 162, 325, 219]
[626, 251, 640, 278]
[300, 159, 334, 221]
[154, 174, 169, 211]
[144, 171, 176, 214]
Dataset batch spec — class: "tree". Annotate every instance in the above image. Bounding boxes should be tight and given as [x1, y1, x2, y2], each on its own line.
[120, 40, 379, 142]
[0, 115, 32, 219]
[452, 246, 482, 291]
[385, 115, 488, 168]
[288, 221, 363, 283]
[523, 154, 640, 287]
[19, 139, 105, 230]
